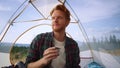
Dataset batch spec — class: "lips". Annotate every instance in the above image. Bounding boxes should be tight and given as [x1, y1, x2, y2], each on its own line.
[53, 23, 59, 27]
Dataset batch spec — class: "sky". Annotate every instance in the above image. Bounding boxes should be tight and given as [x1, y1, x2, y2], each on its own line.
[0, 0, 120, 44]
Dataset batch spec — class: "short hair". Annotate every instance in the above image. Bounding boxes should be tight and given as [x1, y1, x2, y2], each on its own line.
[50, 4, 71, 21]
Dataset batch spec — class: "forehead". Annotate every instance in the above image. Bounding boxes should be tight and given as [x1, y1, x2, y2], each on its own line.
[51, 10, 65, 17]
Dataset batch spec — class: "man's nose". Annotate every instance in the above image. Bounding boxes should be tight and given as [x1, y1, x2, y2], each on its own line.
[54, 17, 58, 22]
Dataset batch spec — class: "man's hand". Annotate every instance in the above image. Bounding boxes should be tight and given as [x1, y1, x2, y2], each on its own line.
[27, 47, 59, 68]
[42, 47, 59, 65]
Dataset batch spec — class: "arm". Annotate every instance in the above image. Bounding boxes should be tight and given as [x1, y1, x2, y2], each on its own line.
[27, 47, 59, 68]
[25, 34, 59, 68]
[65, 37, 81, 68]
[70, 40, 81, 68]
[27, 58, 46, 68]
[75, 45, 81, 68]
[25, 35, 42, 68]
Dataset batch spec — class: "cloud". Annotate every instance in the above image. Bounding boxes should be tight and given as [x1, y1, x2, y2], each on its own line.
[85, 27, 120, 40]
[0, 0, 26, 12]
[76, 0, 120, 23]
[99, 27, 120, 39]
[0, 4, 11, 11]
[16, 0, 27, 3]
[0, 5, 11, 11]
[109, 27, 120, 34]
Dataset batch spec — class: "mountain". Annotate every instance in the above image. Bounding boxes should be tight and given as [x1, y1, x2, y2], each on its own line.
[0, 42, 29, 53]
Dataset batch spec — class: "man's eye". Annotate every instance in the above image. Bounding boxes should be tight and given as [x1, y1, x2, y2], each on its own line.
[58, 16, 62, 19]
[51, 16, 64, 20]
[58, 16, 64, 19]
[52, 17, 55, 20]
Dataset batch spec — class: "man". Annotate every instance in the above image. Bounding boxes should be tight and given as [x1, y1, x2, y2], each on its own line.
[25, 4, 80, 68]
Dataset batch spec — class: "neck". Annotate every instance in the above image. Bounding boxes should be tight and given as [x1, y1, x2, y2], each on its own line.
[53, 31, 65, 42]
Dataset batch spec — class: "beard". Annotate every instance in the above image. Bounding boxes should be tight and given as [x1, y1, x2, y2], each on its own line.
[52, 25, 65, 32]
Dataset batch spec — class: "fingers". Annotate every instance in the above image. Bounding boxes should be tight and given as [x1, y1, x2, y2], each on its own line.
[43, 47, 59, 56]
[40, 47, 60, 65]
[44, 52, 58, 61]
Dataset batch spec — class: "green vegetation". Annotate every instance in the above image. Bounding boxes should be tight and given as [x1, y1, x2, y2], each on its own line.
[10, 45, 29, 64]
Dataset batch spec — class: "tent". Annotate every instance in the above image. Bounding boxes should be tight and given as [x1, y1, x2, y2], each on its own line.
[0, 0, 120, 68]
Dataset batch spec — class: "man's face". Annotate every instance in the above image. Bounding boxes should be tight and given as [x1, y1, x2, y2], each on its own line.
[51, 10, 69, 32]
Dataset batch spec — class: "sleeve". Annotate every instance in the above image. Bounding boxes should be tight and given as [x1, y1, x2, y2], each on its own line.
[66, 37, 81, 68]
[25, 34, 43, 67]
[72, 41, 81, 68]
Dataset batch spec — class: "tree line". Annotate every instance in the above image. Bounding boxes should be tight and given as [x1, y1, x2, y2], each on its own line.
[91, 34, 120, 50]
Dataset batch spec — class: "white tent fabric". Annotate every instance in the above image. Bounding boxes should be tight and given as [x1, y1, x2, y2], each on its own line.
[0, 0, 120, 68]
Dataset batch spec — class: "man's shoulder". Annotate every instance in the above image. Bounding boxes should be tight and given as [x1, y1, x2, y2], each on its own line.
[37, 32, 52, 37]
[66, 36, 77, 44]
[34, 32, 53, 41]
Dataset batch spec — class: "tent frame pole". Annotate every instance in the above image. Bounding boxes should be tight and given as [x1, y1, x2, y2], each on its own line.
[0, 0, 29, 43]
